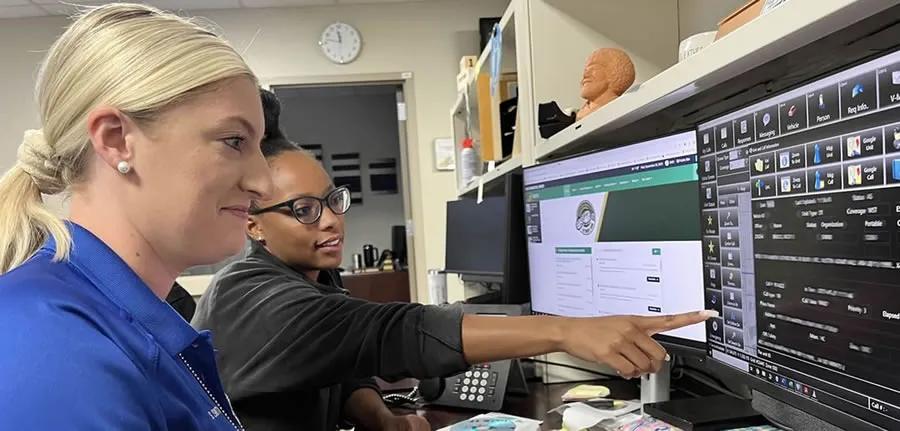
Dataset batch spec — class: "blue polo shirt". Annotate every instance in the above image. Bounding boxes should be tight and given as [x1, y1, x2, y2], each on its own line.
[0, 222, 242, 430]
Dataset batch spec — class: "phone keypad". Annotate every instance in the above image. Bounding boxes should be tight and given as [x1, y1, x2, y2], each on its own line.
[451, 364, 497, 403]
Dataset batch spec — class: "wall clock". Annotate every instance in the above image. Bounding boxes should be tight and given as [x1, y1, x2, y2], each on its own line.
[318, 22, 362, 64]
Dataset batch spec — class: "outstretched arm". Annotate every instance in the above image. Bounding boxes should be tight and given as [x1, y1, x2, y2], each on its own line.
[212, 273, 715, 396]
[204, 275, 469, 392]
[461, 311, 716, 378]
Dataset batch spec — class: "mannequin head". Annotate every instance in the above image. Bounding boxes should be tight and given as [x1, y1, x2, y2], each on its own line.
[580, 48, 635, 102]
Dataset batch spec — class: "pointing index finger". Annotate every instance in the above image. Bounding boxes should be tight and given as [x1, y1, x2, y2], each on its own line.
[640, 310, 719, 335]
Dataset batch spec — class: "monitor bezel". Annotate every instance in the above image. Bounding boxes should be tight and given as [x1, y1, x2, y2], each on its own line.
[443, 196, 508, 276]
[703, 358, 882, 430]
[695, 45, 900, 431]
[523, 129, 706, 356]
[522, 129, 698, 179]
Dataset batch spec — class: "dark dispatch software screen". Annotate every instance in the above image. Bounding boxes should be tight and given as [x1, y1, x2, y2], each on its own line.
[698, 48, 900, 429]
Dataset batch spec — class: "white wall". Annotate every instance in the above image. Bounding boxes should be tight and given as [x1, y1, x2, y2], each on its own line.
[276, 84, 405, 270]
[0, 0, 509, 302]
[0, 17, 68, 216]
[677, 0, 748, 40]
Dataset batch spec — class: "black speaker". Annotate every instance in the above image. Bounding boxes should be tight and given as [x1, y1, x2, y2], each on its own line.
[391, 225, 407, 268]
[479, 17, 501, 53]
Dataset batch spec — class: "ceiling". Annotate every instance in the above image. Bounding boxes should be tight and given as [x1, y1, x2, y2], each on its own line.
[0, 0, 434, 19]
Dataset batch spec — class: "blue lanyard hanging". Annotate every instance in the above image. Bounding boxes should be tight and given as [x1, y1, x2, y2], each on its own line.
[489, 23, 502, 97]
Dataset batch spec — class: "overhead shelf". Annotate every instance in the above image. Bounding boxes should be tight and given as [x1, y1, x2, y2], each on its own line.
[535, 0, 899, 161]
[458, 154, 523, 198]
[452, 0, 531, 197]
[460, 0, 517, 91]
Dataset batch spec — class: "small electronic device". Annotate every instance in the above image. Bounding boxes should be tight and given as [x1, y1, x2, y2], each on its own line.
[417, 304, 528, 411]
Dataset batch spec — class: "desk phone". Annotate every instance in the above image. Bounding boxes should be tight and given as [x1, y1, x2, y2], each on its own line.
[418, 304, 529, 411]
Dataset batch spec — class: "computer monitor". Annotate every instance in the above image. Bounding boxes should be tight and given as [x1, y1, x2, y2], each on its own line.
[522, 131, 705, 353]
[697, 47, 900, 430]
[445, 197, 507, 276]
[444, 172, 530, 304]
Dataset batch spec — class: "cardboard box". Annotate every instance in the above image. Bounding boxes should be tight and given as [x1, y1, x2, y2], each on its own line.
[459, 56, 477, 73]
[715, 0, 764, 40]
[475, 72, 517, 162]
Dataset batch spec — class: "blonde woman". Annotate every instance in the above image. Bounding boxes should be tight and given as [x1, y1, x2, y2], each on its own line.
[0, 3, 271, 430]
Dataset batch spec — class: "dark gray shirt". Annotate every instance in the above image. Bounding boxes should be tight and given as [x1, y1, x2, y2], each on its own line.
[192, 243, 467, 431]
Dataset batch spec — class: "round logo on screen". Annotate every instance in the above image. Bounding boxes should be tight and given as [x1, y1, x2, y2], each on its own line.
[575, 200, 596, 236]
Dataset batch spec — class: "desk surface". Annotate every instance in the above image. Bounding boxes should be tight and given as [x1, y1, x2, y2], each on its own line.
[392, 379, 639, 429]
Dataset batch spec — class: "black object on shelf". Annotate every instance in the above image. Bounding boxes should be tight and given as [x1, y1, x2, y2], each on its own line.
[391, 225, 407, 269]
[479, 17, 501, 53]
[643, 394, 767, 431]
[500, 97, 518, 158]
[537, 101, 576, 139]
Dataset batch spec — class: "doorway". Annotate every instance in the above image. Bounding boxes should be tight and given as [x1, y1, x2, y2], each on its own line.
[269, 77, 419, 301]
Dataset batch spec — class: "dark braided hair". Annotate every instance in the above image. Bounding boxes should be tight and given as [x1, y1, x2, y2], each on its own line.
[251, 89, 319, 213]
[259, 88, 308, 159]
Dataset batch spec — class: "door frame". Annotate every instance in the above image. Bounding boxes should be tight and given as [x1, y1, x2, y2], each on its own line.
[261, 72, 422, 302]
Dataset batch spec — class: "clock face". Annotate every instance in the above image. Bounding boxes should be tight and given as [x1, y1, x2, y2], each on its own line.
[319, 22, 362, 64]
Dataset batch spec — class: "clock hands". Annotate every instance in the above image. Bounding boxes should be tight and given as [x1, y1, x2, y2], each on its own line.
[320, 23, 360, 63]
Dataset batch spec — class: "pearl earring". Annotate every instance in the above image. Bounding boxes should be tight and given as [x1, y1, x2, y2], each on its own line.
[117, 161, 132, 174]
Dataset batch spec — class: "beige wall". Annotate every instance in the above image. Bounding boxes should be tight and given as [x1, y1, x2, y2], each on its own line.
[677, 0, 748, 40]
[0, 0, 508, 301]
[0, 17, 68, 215]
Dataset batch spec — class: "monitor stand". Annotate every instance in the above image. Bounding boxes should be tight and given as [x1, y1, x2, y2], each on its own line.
[641, 365, 767, 430]
[640, 361, 672, 407]
[751, 390, 841, 431]
[464, 291, 502, 304]
[506, 359, 530, 396]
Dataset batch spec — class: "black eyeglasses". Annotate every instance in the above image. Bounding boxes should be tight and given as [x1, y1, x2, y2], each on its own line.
[249, 186, 352, 224]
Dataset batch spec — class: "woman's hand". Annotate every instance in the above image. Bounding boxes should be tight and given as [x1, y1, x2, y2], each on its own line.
[558, 311, 717, 378]
[378, 414, 431, 431]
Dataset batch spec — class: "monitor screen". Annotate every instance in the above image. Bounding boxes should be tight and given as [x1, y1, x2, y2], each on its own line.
[445, 196, 508, 275]
[523, 131, 705, 346]
[698, 48, 900, 429]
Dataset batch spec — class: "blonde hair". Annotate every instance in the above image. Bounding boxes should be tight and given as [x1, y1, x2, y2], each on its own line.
[0, 3, 256, 274]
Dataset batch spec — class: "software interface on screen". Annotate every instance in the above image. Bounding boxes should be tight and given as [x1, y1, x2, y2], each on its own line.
[698, 49, 900, 428]
[523, 131, 705, 343]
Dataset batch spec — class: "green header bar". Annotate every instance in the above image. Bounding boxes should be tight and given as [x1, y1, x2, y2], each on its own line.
[555, 247, 592, 254]
[526, 164, 697, 202]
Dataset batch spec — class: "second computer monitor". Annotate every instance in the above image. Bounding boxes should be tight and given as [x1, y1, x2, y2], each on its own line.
[698, 46, 900, 430]
[523, 131, 705, 351]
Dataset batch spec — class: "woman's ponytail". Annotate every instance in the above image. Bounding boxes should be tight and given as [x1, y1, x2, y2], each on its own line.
[0, 131, 71, 274]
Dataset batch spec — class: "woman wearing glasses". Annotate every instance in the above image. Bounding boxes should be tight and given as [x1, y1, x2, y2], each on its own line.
[192, 90, 714, 431]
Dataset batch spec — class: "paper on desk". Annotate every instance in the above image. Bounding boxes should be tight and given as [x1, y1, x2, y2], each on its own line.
[439, 412, 541, 431]
[612, 416, 680, 431]
[560, 384, 611, 402]
[558, 401, 640, 430]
